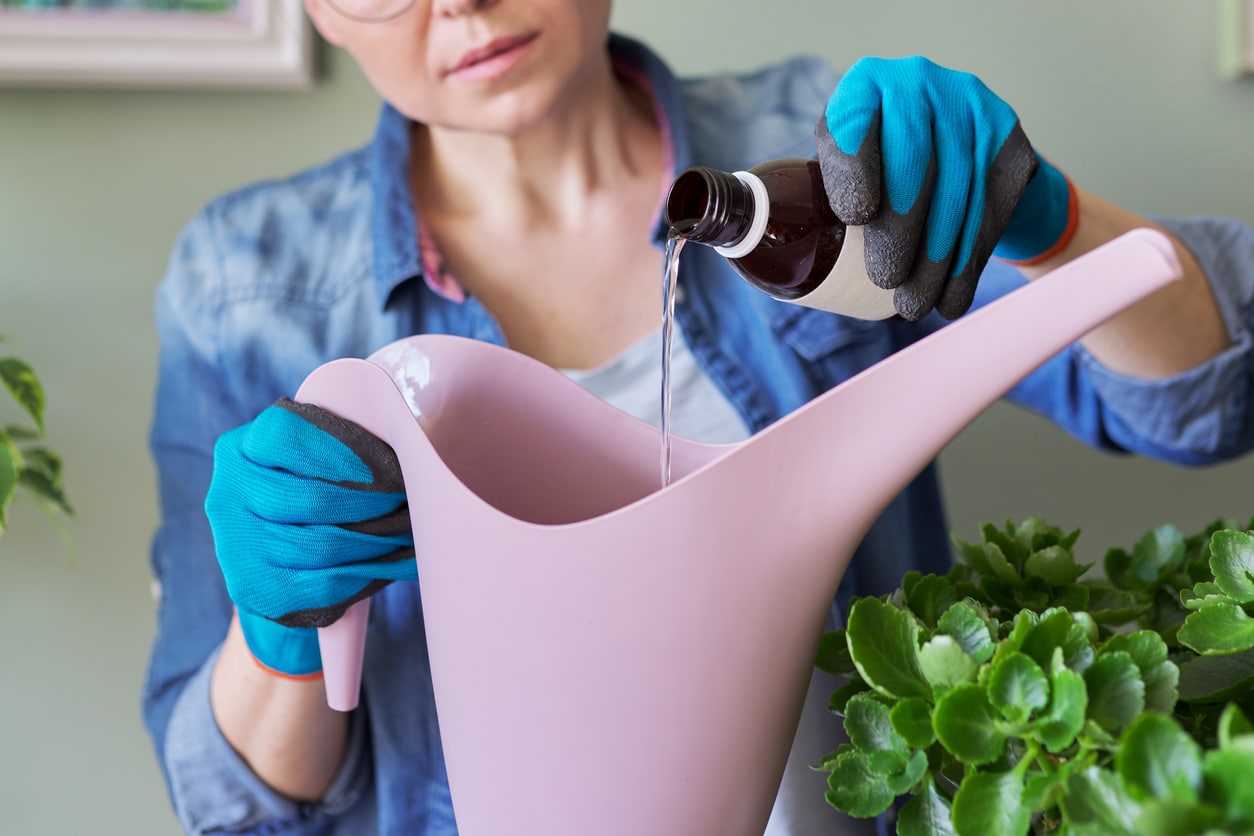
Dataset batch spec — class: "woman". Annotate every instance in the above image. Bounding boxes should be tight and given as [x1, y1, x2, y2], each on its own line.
[142, 0, 1254, 833]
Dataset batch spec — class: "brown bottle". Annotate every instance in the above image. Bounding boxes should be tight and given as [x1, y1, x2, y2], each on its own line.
[665, 158, 895, 320]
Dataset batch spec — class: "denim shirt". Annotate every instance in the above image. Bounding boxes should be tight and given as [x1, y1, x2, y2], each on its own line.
[143, 33, 1254, 836]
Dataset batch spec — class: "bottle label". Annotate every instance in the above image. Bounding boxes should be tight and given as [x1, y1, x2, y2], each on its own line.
[787, 225, 897, 320]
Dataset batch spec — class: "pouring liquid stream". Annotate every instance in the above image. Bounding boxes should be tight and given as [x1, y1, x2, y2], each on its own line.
[660, 231, 686, 488]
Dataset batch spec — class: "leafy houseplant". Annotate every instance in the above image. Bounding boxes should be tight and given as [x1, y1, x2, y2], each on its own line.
[818, 515, 1254, 836]
[1, 335, 72, 540]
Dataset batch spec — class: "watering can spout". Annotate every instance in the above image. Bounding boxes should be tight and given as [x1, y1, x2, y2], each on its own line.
[294, 228, 1181, 836]
[796, 228, 1183, 540]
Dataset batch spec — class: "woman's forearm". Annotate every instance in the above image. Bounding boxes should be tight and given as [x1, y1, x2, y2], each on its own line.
[210, 612, 351, 801]
[1014, 187, 1231, 379]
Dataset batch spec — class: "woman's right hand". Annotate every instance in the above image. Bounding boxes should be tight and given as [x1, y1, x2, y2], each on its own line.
[205, 397, 416, 678]
[815, 56, 1075, 321]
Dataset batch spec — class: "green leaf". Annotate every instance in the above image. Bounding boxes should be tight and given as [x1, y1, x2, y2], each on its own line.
[984, 522, 1028, 567]
[1105, 525, 1186, 591]
[952, 534, 998, 578]
[18, 446, 72, 516]
[844, 693, 908, 762]
[1039, 664, 1088, 753]
[1014, 516, 1080, 554]
[1210, 530, 1254, 604]
[1078, 719, 1120, 750]
[846, 598, 932, 701]
[3, 424, 40, 441]
[1116, 713, 1202, 803]
[977, 575, 1023, 611]
[829, 678, 870, 713]
[1000, 610, 1037, 654]
[1024, 544, 1089, 586]
[0, 433, 18, 535]
[1103, 631, 1178, 714]
[936, 601, 996, 665]
[905, 574, 957, 628]
[890, 698, 937, 750]
[1218, 702, 1254, 749]
[1139, 661, 1179, 716]
[1023, 769, 1067, 812]
[1131, 798, 1224, 836]
[1017, 576, 1054, 612]
[1200, 745, 1254, 826]
[1178, 603, 1254, 655]
[934, 684, 1007, 766]
[816, 630, 853, 676]
[0, 357, 45, 435]
[815, 742, 852, 771]
[1083, 582, 1151, 624]
[1022, 609, 1094, 674]
[19, 463, 73, 517]
[902, 571, 924, 597]
[1102, 630, 1168, 673]
[974, 539, 1024, 588]
[1181, 581, 1234, 610]
[1177, 648, 1254, 703]
[951, 771, 1031, 836]
[1060, 766, 1142, 834]
[897, 776, 956, 836]
[825, 750, 896, 818]
[1084, 651, 1145, 734]
[885, 748, 929, 796]
[1050, 582, 1091, 613]
[1071, 610, 1099, 644]
[987, 652, 1049, 724]
[919, 635, 978, 694]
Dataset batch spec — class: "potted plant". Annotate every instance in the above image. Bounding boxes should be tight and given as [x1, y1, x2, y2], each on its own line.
[818, 514, 1254, 835]
[1, 335, 72, 541]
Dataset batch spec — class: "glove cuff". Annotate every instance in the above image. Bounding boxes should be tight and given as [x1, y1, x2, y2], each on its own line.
[993, 155, 1079, 265]
[238, 609, 324, 679]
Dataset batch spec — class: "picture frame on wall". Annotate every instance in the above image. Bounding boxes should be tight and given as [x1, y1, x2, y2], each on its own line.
[0, 0, 313, 89]
[1221, 0, 1254, 77]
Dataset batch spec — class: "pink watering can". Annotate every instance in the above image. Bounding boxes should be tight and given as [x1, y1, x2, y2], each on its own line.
[295, 229, 1181, 836]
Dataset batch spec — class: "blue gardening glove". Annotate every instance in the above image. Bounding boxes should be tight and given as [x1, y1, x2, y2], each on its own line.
[816, 56, 1077, 321]
[205, 397, 416, 677]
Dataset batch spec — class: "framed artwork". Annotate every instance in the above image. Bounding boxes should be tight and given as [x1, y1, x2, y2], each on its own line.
[1221, 0, 1254, 77]
[0, 0, 313, 89]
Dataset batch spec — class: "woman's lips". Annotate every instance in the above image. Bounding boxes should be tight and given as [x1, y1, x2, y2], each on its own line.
[447, 33, 539, 82]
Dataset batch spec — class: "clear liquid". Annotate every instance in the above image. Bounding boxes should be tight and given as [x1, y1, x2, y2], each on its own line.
[660, 233, 686, 488]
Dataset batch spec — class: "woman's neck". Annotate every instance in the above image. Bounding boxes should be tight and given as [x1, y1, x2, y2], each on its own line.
[410, 54, 662, 233]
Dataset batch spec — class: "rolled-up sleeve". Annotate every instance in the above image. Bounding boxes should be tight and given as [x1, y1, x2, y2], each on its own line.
[164, 650, 370, 835]
[985, 216, 1254, 466]
[1074, 216, 1254, 463]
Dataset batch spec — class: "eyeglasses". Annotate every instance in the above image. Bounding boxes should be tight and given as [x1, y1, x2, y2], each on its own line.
[322, 0, 417, 23]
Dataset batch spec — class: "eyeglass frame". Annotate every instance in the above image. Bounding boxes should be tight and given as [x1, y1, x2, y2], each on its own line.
[321, 0, 418, 24]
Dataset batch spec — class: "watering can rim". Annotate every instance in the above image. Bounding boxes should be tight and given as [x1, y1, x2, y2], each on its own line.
[324, 333, 745, 528]
[299, 227, 1180, 534]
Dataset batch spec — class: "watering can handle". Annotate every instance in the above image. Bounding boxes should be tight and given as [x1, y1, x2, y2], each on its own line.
[319, 599, 371, 711]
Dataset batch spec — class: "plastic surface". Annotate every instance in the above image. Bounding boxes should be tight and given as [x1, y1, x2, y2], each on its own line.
[296, 229, 1181, 836]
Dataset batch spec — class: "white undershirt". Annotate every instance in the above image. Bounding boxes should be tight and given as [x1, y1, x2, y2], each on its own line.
[560, 323, 749, 445]
[562, 326, 870, 835]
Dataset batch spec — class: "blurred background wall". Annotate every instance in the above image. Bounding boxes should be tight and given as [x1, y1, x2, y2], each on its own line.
[0, 1, 1251, 832]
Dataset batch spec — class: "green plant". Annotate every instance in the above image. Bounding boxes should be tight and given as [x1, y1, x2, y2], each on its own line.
[818, 515, 1254, 835]
[1, 335, 72, 539]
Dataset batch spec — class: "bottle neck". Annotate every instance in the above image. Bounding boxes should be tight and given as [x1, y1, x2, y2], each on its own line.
[665, 167, 767, 255]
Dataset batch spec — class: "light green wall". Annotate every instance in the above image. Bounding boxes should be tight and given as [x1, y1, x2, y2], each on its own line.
[0, 2, 1250, 833]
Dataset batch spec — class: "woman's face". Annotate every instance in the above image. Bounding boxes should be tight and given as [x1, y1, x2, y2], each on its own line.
[306, 0, 615, 134]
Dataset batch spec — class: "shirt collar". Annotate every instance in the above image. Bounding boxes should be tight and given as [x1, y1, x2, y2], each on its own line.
[368, 99, 424, 308]
[367, 32, 692, 308]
